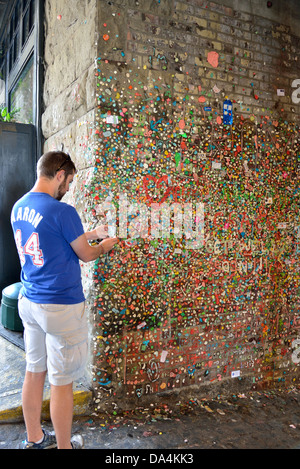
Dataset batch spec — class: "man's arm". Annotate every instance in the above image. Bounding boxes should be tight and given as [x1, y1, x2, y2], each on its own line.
[71, 234, 118, 262]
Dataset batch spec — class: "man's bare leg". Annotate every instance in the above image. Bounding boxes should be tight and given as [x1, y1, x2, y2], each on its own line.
[22, 370, 47, 443]
[50, 382, 74, 449]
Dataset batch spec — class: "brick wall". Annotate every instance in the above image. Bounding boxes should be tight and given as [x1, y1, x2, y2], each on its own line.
[42, 0, 300, 412]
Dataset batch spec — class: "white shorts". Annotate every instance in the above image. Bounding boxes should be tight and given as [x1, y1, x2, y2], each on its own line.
[18, 295, 88, 386]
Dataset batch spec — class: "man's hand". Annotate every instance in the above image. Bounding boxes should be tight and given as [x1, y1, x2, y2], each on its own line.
[85, 225, 108, 241]
[95, 225, 109, 238]
[99, 237, 119, 254]
[71, 234, 119, 262]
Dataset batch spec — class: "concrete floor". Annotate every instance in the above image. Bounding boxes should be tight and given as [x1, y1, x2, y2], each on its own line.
[1, 388, 300, 450]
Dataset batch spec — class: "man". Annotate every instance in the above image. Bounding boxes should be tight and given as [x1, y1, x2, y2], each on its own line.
[11, 151, 118, 449]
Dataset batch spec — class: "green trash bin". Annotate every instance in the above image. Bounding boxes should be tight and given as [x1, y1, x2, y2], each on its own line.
[1, 282, 24, 332]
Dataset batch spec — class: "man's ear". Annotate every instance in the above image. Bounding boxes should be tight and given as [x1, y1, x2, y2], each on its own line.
[56, 170, 65, 182]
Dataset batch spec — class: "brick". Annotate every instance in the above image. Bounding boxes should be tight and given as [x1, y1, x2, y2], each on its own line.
[196, 28, 216, 39]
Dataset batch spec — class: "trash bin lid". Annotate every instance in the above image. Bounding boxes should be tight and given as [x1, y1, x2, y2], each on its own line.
[2, 282, 23, 304]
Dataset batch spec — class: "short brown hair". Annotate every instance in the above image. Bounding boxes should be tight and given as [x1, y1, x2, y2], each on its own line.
[37, 151, 76, 179]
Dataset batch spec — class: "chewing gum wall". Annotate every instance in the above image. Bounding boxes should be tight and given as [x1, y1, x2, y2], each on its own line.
[42, 1, 300, 410]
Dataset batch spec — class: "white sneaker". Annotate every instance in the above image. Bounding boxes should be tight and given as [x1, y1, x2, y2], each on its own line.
[71, 434, 84, 449]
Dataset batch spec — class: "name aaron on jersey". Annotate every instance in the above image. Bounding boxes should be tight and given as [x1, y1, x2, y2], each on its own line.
[11, 206, 43, 229]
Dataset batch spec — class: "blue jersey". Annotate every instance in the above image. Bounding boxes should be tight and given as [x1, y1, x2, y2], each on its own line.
[11, 192, 85, 304]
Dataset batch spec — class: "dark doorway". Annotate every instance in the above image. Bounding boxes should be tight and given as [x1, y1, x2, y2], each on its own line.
[0, 122, 36, 292]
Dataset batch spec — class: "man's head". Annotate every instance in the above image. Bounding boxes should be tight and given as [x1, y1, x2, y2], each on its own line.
[37, 151, 76, 179]
[37, 151, 76, 201]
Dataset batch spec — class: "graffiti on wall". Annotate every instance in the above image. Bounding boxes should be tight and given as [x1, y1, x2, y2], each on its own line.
[84, 58, 300, 406]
